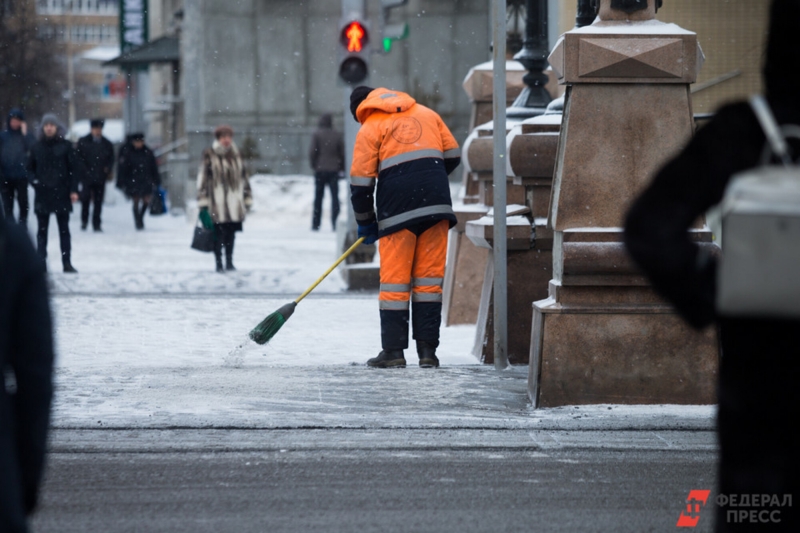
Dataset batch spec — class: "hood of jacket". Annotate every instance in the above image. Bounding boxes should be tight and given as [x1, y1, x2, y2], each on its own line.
[356, 88, 417, 124]
[6, 108, 24, 131]
[764, 0, 800, 103]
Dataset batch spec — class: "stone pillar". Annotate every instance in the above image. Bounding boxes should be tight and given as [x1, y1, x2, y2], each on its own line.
[464, 112, 561, 365]
[441, 65, 525, 328]
[529, 0, 718, 406]
[460, 62, 526, 204]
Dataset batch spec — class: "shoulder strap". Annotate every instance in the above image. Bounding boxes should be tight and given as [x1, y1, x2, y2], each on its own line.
[750, 95, 793, 167]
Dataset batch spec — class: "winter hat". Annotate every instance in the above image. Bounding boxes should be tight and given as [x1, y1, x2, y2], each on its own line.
[349, 86, 374, 123]
[90, 118, 105, 128]
[8, 108, 24, 121]
[214, 124, 234, 139]
[130, 132, 145, 141]
[41, 113, 61, 126]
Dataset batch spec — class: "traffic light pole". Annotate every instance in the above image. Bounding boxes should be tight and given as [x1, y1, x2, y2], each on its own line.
[341, 0, 369, 262]
[492, 0, 509, 371]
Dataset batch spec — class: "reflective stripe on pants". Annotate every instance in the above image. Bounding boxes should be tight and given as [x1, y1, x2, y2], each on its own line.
[378, 220, 448, 349]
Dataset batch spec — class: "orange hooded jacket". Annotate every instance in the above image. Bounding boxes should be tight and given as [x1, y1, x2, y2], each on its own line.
[349, 88, 461, 237]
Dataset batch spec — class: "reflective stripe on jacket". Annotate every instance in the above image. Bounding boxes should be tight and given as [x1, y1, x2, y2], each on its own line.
[350, 88, 461, 238]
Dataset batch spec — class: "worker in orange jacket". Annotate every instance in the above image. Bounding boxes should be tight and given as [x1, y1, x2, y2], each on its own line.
[349, 86, 461, 368]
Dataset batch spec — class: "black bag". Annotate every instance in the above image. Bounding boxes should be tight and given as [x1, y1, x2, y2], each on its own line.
[191, 221, 215, 252]
[150, 187, 167, 216]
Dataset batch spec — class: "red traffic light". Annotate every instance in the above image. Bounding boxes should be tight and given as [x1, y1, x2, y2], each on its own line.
[341, 21, 368, 52]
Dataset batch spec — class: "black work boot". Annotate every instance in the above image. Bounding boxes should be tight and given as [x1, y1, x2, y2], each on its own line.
[417, 341, 440, 368]
[62, 260, 78, 274]
[367, 349, 406, 368]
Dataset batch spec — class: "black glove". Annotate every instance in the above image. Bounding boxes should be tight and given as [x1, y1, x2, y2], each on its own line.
[358, 222, 379, 245]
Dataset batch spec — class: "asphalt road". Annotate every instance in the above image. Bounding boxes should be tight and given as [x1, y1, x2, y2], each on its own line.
[30, 431, 718, 533]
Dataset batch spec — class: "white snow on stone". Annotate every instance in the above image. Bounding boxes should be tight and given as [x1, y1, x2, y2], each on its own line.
[572, 20, 694, 35]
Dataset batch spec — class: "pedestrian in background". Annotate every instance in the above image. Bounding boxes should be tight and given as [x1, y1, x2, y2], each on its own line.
[197, 124, 252, 273]
[117, 132, 159, 230]
[0, 200, 56, 533]
[28, 114, 81, 273]
[349, 86, 461, 369]
[624, 1, 799, 530]
[75, 118, 114, 232]
[309, 113, 344, 231]
[0, 109, 37, 226]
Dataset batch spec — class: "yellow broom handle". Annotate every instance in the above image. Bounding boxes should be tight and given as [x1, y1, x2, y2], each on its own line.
[294, 237, 367, 304]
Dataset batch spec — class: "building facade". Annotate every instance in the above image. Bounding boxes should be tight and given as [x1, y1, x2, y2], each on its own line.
[36, 0, 124, 125]
[181, 0, 491, 176]
[139, 0, 770, 182]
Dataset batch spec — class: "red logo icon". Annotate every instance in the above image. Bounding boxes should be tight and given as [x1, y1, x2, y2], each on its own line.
[677, 490, 711, 527]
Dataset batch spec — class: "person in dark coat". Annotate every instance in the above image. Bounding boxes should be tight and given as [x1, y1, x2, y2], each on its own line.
[116, 132, 159, 230]
[75, 118, 114, 232]
[624, 2, 799, 531]
[0, 109, 37, 226]
[28, 114, 82, 273]
[309, 113, 344, 231]
[0, 215, 55, 533]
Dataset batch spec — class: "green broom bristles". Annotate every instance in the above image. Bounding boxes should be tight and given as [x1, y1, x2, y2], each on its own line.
[249, 302, 297, 345]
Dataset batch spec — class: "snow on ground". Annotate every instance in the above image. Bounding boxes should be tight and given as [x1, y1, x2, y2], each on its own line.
[44, 175, 477, 369]
[37, 175, 714, 430]
[46, 175, 352, 295]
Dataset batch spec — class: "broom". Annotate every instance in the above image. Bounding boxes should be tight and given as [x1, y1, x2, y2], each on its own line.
[249, 236, 366, 344]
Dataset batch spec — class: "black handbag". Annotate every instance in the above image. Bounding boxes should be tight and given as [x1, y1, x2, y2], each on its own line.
[150, 187, 167, 215]
[191, 221, 215, 252]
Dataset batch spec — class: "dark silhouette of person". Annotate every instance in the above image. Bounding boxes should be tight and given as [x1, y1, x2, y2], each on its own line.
[0, 109, 37, 226]
[625, 1, 799, 531]
[0, 215, 55, 533]
[308, 113, 344, 231]
[75, 118, 115, 232]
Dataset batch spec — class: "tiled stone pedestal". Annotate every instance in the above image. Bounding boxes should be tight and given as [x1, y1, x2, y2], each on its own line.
[442, 206, 489, 326]
[442, 64, 529, 331]
[528, 1, 718, 406]
[464, 110, 563, 364]
[530, 230, 719, 407]
[461, 62, 526, 204]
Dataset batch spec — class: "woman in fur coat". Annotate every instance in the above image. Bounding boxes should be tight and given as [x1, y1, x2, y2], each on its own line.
[197, 124, 253, 272]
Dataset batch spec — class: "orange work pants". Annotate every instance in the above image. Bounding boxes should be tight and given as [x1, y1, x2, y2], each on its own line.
[378, 220, 449, 350]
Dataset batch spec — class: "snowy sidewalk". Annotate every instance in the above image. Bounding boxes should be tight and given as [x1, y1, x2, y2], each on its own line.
[43, 175, 715, 440]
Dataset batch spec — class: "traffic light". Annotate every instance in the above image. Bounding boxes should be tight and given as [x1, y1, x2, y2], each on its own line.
[338, 19, 370, 84]
[380, 0, 409, 53]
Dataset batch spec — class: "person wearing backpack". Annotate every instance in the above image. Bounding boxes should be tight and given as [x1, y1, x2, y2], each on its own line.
[624, 1, 799, 531]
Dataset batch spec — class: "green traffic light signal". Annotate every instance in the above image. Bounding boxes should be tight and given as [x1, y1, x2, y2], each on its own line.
[381, 22, 408, 53]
